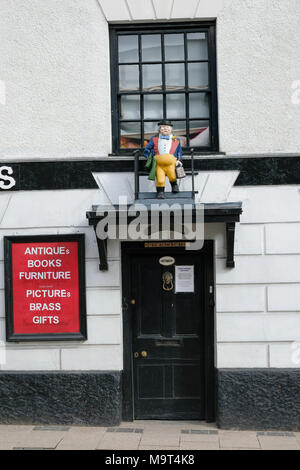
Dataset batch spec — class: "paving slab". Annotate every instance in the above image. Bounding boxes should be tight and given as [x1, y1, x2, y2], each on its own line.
[56, 428, 106, 450]
[219, 431, 260, 449]
[180, 442, 220, 450]
[97, 442, 140, 450]
[258, 436, 300, 450]
[180, 433, 219, 445]
[68, 426, 108, 433]
[0, 425, 34, 432]
[179, 422, 218, 430]
[139, 445, 181, 450]
[294, 432, 300, 444]
[140, 433, 180, 447]
[97, 433, 142, 450]
[221, 447, 261, 451]
[0, 428, 39, 447]
[12, 431, 66, 450]
[0, 443, 15, 450]
[141, 427, 181, 437]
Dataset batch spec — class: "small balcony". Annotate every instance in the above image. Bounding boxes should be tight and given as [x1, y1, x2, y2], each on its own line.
[133, 149, 197, 205]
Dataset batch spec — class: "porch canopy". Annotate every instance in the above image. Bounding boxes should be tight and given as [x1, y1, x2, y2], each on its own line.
[86, 199, 242, 271]
[86, 151, 242, 270]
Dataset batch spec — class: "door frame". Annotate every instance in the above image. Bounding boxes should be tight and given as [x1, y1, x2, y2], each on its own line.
[121, 240, 216, 422]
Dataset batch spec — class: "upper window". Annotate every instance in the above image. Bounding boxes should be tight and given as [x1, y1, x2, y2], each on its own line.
[109, 23, 218, 155]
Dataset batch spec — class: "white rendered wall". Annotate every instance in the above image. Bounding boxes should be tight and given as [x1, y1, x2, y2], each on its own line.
[214, 184, 300, 368]
[217, 0, 300, 154]
[0, 0, 112, 160]
[1, 0, 300, 159]
[0, 189, 123, 372]
[98, 0, 225, 22]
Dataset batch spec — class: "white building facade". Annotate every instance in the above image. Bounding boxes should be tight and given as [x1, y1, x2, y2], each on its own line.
[0, 0, 300, 429]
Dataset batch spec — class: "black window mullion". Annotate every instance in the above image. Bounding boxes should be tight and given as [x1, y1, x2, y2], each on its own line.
[208, 93, 213, 150]
[161, 34, 166, 119]
[119, 90, 211, 95]
[138, 34, 144, 148]
[118, 60, 209, 66]
[206, 29, 213, 150]
[120, 118, 197, 123]
[117, 25, 210, 35]
[207, 25, 217, 150]
[184, 32, 190, 148]
[110, 28, 120, 154]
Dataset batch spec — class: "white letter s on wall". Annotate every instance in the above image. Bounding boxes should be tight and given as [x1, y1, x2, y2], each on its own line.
[0, 166, 16, 190]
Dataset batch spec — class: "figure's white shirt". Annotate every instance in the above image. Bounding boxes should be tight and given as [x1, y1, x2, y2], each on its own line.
[158, 134, 173, 155]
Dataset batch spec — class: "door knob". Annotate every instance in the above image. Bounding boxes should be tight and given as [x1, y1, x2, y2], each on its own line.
[131, 299, 136, 305]
[141, 350, 148, 358]
[133, 352, 139, 358]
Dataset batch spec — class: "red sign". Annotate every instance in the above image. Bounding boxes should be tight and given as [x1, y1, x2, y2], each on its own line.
[5, 235, 86, 340]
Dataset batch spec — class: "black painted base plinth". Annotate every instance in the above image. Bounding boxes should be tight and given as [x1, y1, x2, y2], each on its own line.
[217, 368, 300, 431]
[0, 371, 121, 426]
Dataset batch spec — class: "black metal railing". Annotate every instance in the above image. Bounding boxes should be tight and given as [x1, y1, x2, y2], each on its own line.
[133, 150, 140, 201]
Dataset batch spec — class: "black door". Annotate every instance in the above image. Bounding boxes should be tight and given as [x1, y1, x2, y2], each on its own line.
[130, 249, 207, 420]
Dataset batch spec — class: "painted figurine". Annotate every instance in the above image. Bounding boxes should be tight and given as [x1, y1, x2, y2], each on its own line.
[144, 120, 183, 199]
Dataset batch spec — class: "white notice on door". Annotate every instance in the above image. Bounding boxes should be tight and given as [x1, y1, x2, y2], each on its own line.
[175, 266, 194, 293]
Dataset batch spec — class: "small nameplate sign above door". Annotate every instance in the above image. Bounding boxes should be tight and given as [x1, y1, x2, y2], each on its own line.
[159, 256, 175, 266]
[144, 242, 186, 248]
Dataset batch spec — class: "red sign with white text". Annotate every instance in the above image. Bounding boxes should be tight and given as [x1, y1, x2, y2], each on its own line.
[12, 242, 80, 334]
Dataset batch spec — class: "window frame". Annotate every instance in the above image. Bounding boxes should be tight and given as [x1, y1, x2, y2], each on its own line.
[109, 22, 219, 155]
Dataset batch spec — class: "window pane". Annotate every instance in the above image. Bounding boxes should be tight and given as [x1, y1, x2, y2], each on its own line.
[187, 33, 208, 60]
[120, 95, 140, 120]
[188, 63, 209, 89]
[166, 94, 186, 119]
[165, 63, 185, 90]
[189, 120, 210, 147]
[164, 34, 184, 61]
[173, 121, 187, 147]
[120, 122, 141, 148]
[189, 93, 209, 118]
[143, 64, 162, 91]
[144, 95, 163, 119]
[144, 121, 186, 147]
[142, 34, 161, 62]
[119, 65, 139, 91]
[115, 28, 216, 153]
[118, 35, 138, 63]
[144, 121, 159, 140]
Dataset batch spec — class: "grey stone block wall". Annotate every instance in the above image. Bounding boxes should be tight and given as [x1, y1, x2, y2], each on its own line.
[3, 368, 300, 429]
[217, 368, 300, 431]
[0, 371, 121, 426]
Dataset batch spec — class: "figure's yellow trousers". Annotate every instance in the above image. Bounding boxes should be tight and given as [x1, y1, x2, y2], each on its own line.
[155, 153, 177, 187]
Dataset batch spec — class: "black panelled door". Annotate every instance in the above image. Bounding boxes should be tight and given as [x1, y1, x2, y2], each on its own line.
[131, 251, 205, 420]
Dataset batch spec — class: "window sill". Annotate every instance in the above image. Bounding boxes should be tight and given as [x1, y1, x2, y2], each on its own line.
[108, 152, 225, 159]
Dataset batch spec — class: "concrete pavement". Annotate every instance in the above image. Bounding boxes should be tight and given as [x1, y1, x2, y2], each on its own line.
[0, 421, 299, 450]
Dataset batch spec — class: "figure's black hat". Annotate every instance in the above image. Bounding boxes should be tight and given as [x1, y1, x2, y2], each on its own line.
[157, 119, 173, 127]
